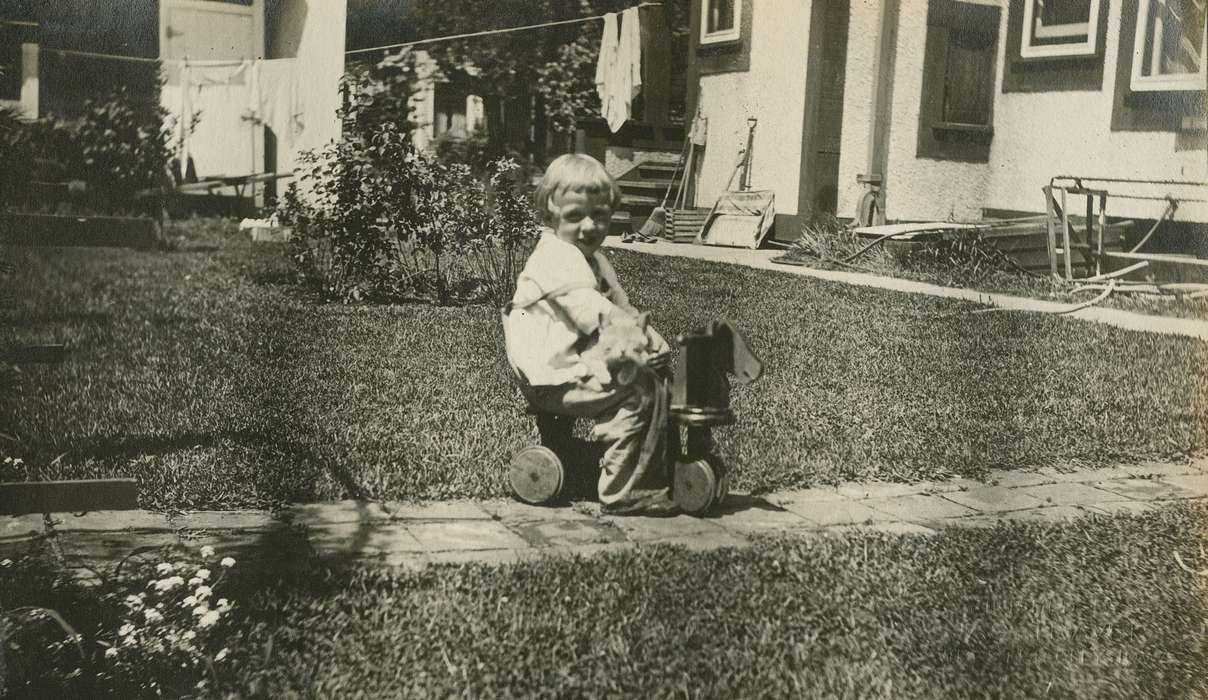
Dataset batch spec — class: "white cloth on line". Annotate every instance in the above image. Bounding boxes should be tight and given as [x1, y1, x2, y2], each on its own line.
[248, 58, 305, 158]
[595, 7, 643, 133]
[176, 59, 251, 180]
[594, 12, 619, 124]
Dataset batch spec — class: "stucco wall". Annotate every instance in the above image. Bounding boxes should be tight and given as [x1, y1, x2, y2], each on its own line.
[269, 0, 346, 175]
[694, 0, 1206, 226]
[693, 0, 811, 215]
[836, 0, 993, 223]
[985, 0, 1208, 222]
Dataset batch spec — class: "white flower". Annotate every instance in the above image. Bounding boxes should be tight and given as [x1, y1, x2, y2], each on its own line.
[214, 648, 229, 662]
[195, 568, 211, 581]
[195, 585, 212, 600]
[183, 630, 196, 641]
[197, 610, 221, 628]
[11, 458, 22, 466]
[124, 595, 143, 609]
[192, 604, 209, 617]
[105, 647, 119, 659]
[153, 576, 185, 592]
[216, 598, 233, 612]
[143, 609, 163, 624]
[182, 595, 198, 607]
[188, 577, 202, 587]
[156, 562, 174, 574]
[119, 623, 136, 637]
[220, 557, 236, 568]
[199, 545, 215, 558]
[0, 559, 12, 567]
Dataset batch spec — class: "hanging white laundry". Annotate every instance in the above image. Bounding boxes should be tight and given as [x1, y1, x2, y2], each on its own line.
[252, 58, 305, 161]
[616, 6, 643, 118]
[172, 60, 254, 180]
[595, 9, 643, 133]
[595, 13, 619, 128]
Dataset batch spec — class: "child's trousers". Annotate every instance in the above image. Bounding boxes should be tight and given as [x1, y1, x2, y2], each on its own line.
[522, 369, 668, 506]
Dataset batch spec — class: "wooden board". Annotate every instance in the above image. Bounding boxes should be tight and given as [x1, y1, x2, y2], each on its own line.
[0, 479, 139, 515]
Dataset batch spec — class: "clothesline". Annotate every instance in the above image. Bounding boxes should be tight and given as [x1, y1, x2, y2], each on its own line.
[27, 3, 663, 65]
[347, 2, 662, 56]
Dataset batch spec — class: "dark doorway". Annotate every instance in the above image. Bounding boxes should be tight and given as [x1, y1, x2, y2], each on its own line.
[799, 0, 850, 218]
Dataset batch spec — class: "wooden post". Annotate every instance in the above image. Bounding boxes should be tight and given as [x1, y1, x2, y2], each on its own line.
[1044, 186, 1059, 278]
[1060, 187, 1073, 280]
[1097, 192, 1107, 278]
[1085, 191, 1095, 277]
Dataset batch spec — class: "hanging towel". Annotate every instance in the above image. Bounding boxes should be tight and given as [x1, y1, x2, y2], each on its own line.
[174, 59, 251, 181]
[594, 12, 619, 123]
[249, 58, 305, 161]
[616, 6, 643, 117]
[595, 10, 643, 133]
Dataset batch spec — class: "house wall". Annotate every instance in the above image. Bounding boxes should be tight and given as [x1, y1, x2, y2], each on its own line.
[984, 0, 1208, 223]
[692, 0, 811, 223]
[688, 0, 1206, 232]
[836, 0, 993, 223]
[268, 0, 347, 175]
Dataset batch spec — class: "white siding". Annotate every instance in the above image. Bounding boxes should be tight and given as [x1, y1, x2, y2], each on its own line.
[694, 0, 811, 217]
[985, 0, 1208, 222]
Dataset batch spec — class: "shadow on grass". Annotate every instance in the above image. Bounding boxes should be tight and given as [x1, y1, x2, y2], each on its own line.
[56, 429, 371, 507]
[7, 310, 113, 328]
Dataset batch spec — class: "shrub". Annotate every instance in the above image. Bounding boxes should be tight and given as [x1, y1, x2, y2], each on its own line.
[278, 50, 539, 306]
[0, 105, 36, 208]
[0, 88, 177, 215]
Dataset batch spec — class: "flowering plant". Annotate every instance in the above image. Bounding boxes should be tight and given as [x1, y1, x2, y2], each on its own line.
[97, 545, 239, 694]
[0, 544, 241, 696]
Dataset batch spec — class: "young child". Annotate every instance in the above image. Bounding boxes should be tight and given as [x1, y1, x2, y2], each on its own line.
[504, 154, 677, 516]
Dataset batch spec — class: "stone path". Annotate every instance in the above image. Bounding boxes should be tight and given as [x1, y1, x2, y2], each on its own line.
[5, 460, 1206, 572]
[604, 239, 1208, 342]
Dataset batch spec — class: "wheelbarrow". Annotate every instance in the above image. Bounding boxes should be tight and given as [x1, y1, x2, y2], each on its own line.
[509, 320, 763, 516]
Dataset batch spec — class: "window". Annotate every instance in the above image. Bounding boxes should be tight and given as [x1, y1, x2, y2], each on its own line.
[1021, 0, 1103, 57]
[917, 0, 1001, 162]
[700, 0, 741, 44]
[1131, 0, 1207, 91]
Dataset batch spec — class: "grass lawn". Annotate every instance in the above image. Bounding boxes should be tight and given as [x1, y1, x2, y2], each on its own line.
[5, 504, 1207, 697]
[2, 218, 1207, 511]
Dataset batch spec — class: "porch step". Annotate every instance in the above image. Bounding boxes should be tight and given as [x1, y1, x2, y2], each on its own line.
[615, 178, 678, 192]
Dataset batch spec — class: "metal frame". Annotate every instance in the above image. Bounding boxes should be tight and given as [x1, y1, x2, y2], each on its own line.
[1043, 175, 1207, 280]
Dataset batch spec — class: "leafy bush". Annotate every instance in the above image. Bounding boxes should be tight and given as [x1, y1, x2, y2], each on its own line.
[0, 88, 176, 215]
[278, 50, 539, 306]
[0, 105, 36, 208]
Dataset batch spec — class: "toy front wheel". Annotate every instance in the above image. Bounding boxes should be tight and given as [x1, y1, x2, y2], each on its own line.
[672, 458, 724, 516]
[509, 445, 564, 505]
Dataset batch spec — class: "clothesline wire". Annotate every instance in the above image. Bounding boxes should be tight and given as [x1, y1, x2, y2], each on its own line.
[347, 2, 661, 56]
[24, 2, 663, 65]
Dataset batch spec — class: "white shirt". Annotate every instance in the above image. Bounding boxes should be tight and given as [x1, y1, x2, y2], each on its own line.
[504, 231, 627, 387]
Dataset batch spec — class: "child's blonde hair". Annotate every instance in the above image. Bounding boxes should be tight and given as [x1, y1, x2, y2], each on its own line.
[534, 154, 621, 225]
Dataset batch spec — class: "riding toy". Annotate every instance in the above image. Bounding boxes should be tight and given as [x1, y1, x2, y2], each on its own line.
[508, 320, 762, 516]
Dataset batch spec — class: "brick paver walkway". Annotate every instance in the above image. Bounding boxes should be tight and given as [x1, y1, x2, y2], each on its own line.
[5, 460, 1206, 572]
[604, 239, 1208, 341]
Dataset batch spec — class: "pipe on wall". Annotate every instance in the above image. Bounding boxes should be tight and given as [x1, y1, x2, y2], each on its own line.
[858, 0, 900, 226]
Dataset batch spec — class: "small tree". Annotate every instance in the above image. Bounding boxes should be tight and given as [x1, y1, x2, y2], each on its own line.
[278, 50, 539, 305]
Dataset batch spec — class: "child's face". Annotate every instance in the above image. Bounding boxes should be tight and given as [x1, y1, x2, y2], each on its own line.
[549, 188, 611, 257]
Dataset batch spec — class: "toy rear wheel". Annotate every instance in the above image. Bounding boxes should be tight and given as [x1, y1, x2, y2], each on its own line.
[509, 445, 564, 505]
